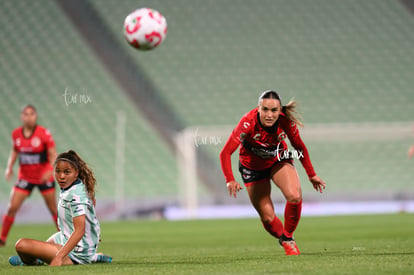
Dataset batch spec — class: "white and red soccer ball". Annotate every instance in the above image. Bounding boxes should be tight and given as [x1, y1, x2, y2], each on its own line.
[123, 8, 167, 50]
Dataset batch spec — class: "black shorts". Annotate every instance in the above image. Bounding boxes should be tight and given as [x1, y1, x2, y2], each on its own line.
[239, 159, 293, 186]
[14, 179, 56, 195]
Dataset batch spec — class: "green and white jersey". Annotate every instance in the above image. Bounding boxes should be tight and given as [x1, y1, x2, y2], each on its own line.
[57, 179, 100, 259]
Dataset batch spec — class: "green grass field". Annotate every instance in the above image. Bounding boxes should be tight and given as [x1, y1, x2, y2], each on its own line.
[0, 214, 413, 274]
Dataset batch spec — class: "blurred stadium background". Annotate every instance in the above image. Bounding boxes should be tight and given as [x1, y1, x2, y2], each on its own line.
[0, 0, 413, 222]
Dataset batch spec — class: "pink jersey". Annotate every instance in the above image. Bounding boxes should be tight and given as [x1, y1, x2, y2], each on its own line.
[12, 125, 55, 184]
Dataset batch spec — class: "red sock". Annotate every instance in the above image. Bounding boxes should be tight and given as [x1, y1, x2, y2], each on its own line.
[262, 216, 284, 239]
[52, 214, 58, 230]
[283, 199, 302, 238]
[1, 215, 15, 242]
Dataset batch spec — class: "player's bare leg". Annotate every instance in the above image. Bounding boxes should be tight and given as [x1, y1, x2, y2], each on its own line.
[11, 238, 73, 265]
[6, 189, 29, 218]
[0, 189, 29, 246]
[272, 163, 302, 203]
[41, 189, 58, 229]
[246, 180, 284, 239]
[272, 162, 302, 255]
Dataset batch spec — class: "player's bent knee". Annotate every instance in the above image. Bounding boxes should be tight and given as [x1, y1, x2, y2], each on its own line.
[261, 217, 273, 224]
[285, 194, 302, 203]
[259, 213, 275, 224]
[15, 238, 28, 252]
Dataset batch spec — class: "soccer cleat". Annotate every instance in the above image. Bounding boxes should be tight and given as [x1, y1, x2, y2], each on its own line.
[9, 256, 24, 266]
[0, 239, 6, 247]
[96, 253, 112, 263]
[279, 234, 300, 255]
[9, 256, 44, 266]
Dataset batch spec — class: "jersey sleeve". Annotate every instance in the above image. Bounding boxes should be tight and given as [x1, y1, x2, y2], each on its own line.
[219, 114, 253, 183]
[11, 129, 19, 151]
[68, 194, 89, 218]
[71, 202, 87, 218]
[282, 118, 316, 178]
[219, 136, 240, 183]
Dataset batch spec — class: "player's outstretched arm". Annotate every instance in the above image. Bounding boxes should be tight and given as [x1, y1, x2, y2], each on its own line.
[41, 147, 57, 183]
[50, 215, 85, 266]
[309, 175, 326, 193]
[220, 134, 241, 197]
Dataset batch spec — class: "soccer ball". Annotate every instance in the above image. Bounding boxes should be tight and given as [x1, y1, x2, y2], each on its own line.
[123, 8, 167, 50]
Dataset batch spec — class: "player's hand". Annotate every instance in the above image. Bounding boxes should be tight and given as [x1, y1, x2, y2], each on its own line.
[226, 181, 243, 198]
[4, 167, 13, 181]
[310, 175, 326, 193]
[49, 256, 63, 266]
[41, 170, 53, 184]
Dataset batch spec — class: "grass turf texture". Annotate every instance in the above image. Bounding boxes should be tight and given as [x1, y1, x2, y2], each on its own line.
[0, 214, 413, 274]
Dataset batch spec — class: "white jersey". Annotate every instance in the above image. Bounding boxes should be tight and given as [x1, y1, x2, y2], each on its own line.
[57, 178, 100, 263]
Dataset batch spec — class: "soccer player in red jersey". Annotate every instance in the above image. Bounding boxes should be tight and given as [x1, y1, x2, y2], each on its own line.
[220, 90, 326, 255]
[1, 105, 58, 246]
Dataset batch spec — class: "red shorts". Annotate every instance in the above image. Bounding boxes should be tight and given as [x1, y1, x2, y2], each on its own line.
[14, 178, 56, 195]
[238, 159, 293, 186]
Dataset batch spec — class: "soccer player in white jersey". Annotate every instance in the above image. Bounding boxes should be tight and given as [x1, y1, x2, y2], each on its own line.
[8, 150, 111, 266]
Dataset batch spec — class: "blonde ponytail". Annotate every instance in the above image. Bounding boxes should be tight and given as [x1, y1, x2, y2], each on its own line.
[282, 98, 304, 128]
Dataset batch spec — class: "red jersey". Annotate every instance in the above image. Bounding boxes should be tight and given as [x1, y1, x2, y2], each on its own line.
[12, 125, 55, 184]
[220, 108, 316, 183]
